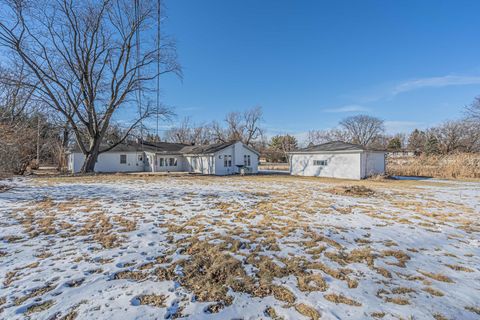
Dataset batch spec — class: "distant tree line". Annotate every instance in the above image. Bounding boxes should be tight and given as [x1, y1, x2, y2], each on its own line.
[306, 99, 480, 155]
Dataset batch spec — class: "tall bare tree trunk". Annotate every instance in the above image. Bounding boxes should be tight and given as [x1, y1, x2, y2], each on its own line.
[0, 0, 181, 174]
[81, 140, 101, 173]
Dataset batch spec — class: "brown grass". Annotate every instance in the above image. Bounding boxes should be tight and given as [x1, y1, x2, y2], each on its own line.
[324, 293, 361, 306]
[179, 241, 252, 305]
[272, 286, 296, 304]
[137, 294, 166, 307]
[24, 300, 55, 315]
[418, 270, 454, 283]
[297, 274, 328, 292]
[465, 306, 480, 315]
[264, 306, 281, 319]
[433, 313, 449, 320]
[445, 264, 474, 272]
[381, 250, 410, 268]
[295, 303, 321, 320]
[387, 153, 480, 179]
[385, 297, 410, 305]
[113, 270, 148, 281]
[14, 284, 56, 306]
[391, 287, 416, 294]
[326, 185, 376, 197]
[422, 287, 444, 297]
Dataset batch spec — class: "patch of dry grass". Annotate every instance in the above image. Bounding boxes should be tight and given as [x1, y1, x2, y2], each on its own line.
[326, 185, 376, 197]
[385, 297, 410, 305]
[297, 273, 328, 292]
[272, 286, 296, 304]
[381, 249, 410, 268]
[24, 300, 55, 315]
[465, 306, 480, 315]
[324, 293, 361, 306]
[137, 294, 166, 307]
[445, 264, 474, 272]
[113, 270, 148, 281]
[295, 303, 321, 320]
[14, 284, 56, 306]
[418, 270, 454, 283]
[432, 313, 449, 320]
[422, 287, 444, 297]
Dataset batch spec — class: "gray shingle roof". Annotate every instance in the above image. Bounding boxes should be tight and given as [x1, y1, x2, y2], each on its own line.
[69, 140, 248, 155]
[179, 141, 236, 154]
[293, 141, 367, 152]
[70, 142, 158, 153]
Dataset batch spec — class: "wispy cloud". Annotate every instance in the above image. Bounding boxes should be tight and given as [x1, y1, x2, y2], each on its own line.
[391, 75, 480, 96]
[323, 104, 371, 113]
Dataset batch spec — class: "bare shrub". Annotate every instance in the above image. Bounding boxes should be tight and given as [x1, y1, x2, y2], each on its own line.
[0, 123, 37, 174]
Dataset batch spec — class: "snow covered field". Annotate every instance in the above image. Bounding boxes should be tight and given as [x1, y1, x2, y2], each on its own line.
[1, 174, 479, 320]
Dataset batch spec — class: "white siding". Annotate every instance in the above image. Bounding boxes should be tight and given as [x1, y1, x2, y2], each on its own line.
[361, 152, 386, 178]
[185, 156, 215, 174]
[239, 143, 259, 174]
[152, 155, 186, 173]
[68, 141, 259, 176]
[68, 152, 145, 173]
[290, 152, 362, 180]
[213, 142, 259, 175]
[214, 144, 236, 176]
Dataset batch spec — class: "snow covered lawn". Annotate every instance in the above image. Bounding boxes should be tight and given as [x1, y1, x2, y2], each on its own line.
[1, 175, 479, 319]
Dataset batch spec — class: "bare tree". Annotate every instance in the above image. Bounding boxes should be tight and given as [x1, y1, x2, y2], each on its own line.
[0, 0, 181, 172]
[0, 61, 37, 124]
[242, 106, 264, 145]
[429, 120, 480, 154]
[306, 129, 349, 146]
[339, 115, 385, 146]
[165, 117, 213, 145]
[211, 106, 264, 145]
[465, 96, 480, 122]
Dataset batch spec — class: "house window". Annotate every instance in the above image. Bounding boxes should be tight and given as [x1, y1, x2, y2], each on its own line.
[244, 155, 251, 166]
[224, 155, 232, 167]
[169, 158, 177, 166]
[138, 154, 143, 162]
[159, 158, 164, 167]
[313, 160, 328, 166]
[120, 154, 127, 164]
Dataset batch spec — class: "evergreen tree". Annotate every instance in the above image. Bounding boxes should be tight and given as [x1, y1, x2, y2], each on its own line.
[424, 136, 440, 155]
[387, 137, 402, 150]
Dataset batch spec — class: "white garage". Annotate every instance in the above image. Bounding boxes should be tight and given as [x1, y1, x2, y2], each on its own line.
[288, 141, 386, 180]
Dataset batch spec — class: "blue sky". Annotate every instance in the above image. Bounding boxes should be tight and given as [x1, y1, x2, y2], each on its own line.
[155, 0, 480, 140]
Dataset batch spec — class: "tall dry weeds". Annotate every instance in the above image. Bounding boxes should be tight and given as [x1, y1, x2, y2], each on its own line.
[387, 153, 480, 179]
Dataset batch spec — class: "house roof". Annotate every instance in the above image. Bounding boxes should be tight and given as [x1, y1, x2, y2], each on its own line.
[291, 141, 384, 153]
[69, 141, 157, 153]
[179, 141, 236, 154]
[69, 140, 259, 155]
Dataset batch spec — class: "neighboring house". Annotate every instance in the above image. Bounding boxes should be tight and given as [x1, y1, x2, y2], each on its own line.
[387, 150, 420, 158]
[288, 141, 386, 180]
[67, 140, 259, 175]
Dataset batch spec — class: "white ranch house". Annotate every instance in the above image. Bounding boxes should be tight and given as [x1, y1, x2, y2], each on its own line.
[289, 141, 386, 180]
[68, 140, 259, 175]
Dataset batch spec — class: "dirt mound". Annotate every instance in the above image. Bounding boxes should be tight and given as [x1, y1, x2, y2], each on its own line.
[327, 185, 376, 197]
